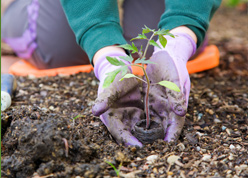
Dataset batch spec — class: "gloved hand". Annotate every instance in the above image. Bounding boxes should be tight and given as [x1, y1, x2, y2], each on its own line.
[145, 33, 196, 142]
[92, 51, 144, 147]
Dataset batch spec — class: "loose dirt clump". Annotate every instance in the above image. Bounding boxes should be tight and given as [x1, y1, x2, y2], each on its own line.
[1, 5, 248, 178]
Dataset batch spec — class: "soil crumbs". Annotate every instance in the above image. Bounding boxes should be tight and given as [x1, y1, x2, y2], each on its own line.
[1, 5, 248, 178]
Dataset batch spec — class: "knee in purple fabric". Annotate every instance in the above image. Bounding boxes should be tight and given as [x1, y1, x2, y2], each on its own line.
[2, 0, 39, 59]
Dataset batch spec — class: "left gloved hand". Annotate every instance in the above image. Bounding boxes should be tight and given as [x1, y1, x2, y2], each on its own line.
[92, 51, 144, 147]
[145, 33, 196, 142]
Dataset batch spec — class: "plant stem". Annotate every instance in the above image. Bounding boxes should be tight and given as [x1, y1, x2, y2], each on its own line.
[141, 32, 155, 129]
[128, 63, 151, 129]
[143, 67, 151, 129]
[142, 33, 155, 60]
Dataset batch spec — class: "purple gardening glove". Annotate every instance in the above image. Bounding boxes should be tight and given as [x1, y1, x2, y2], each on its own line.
[145, 33, 196, 142]
[92, 51, 144, 147]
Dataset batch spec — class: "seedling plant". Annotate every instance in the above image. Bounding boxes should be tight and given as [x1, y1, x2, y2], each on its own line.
[103, 26, 180, 130]
[104, 160, 122, 177]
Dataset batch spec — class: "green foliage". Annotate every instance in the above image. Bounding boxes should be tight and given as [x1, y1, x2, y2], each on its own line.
[119, 42, 138, 54]
[104, 160, 121, 177]
[103, 25, 181, 129]
[73, 115, 84, 120]
[103, 25, 181, 93]
[159, 35, 167, 48]
[225, 0, 248, 7]
[119, 73, 141, 81]
[103, 68, 122, 88]
[157, 81, 181, 92]
[119, 55, 134, 63]
[142, 25, 155, 34]
[149, 40, 161, 49]
[131, 33, 147, 41]
[226, 0, 241, 6]
[106, 56, 125, 66]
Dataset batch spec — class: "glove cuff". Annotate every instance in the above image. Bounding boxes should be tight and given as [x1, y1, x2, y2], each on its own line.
[94, 51, 130, 81]
[154, 33, 197, 64]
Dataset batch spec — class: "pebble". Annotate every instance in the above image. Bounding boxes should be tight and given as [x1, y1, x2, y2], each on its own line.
[226, 128, 233, 136]
[159, 167, 165, 174]
[167, 155, 180, 165]
[146, 155, 158, 164]
[235, 164, 246, 175]
[115, 152, 126, 162]
[41, 107, 49, 113]
[130, 147, 136, 153]
[202, 154, 211, 162]
[208, 109, 214, 115]
[214, 118, 222, 124]
[236, 145, 242, 151]
[153, 167, 158, 174]
[197, 113, 203, 120]
[91, 80, 97, 86]
[228, 153, 234, 160]
[229, 144, 235, 150]
[222, 126, 227, 131]
[49, 106, 55, 111]
[177, 143, 185, 151]
[196, 146, 201, 151]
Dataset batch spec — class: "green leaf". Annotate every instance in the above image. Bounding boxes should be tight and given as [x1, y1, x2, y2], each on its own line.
[120, 73, 147, 83]
[73, 115, 84, 120]
[154, 29, 175, 38]
[134, 58, 157, 64]
[154, 29, 170, 35]
[168, 33, 175, 38]
[131, 42, 138, 53]
[142, 28, 150, 34]
[142, 25, 153, 34]
[119, 44, 134, 51]
[144, 25, 155, 32]
[121, 66, 128, 77]
[119, 73, 136, 81]
[131, 34, 148, 41]
[104, 160, 120, 176]
[159, 35, 167, 48]
[119, 55, 134, 62]
[157, 81, 181, 92]
[106, 56, 125, 66]
[103, 68, 121, 88]
[119, 43, 138, 54]
[149, 40, 161, 49]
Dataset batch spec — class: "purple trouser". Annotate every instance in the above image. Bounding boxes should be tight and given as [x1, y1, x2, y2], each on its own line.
[2, 0, 206, 69]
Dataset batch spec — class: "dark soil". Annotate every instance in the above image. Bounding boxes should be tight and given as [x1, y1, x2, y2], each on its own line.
[1, 5, 248, 178]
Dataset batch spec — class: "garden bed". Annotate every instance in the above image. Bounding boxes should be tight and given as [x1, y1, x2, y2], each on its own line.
[1, 5, 248, 178]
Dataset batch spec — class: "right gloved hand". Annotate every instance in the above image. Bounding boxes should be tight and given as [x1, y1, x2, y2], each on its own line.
[92, 51, 144, 147]
[144, 33, 196, 142]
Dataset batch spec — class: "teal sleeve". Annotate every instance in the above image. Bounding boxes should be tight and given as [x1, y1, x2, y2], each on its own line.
[60, 0, 127, 64]
[159, 0, 222, 47]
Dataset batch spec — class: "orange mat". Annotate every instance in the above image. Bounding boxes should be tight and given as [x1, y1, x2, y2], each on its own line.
[9, 45, 219, 77]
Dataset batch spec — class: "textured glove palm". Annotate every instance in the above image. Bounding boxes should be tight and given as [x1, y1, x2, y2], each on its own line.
[145, 33, 196, 141]
[92, 52, 144, 147]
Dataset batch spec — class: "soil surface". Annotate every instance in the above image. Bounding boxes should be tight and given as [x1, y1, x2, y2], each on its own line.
[1, 5, 248, 178]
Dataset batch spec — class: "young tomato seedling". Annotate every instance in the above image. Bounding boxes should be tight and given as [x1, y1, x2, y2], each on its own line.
[103, 26, 180, 129]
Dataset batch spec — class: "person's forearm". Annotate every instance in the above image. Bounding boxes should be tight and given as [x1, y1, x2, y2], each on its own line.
[93, 46, 126, 65]
[60, 0, 127, 64]
[1, 0, 15, 15]
[159, 0, 222, 47]
[170, 26, 197, 44]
